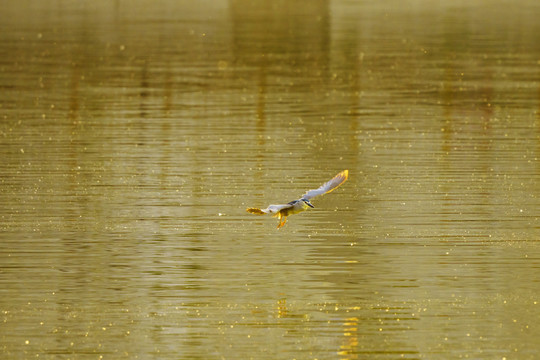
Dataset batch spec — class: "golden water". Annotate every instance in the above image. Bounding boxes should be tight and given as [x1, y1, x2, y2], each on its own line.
[1, 1, 540, 359]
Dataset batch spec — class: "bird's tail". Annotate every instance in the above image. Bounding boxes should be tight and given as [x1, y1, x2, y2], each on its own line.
[246, 207, 267, 215]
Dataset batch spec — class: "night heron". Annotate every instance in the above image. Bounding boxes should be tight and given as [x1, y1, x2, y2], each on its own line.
[246, 170, 349, 229]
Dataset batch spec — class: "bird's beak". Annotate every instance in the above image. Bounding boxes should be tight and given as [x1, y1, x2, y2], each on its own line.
[306, 201, 314, 208]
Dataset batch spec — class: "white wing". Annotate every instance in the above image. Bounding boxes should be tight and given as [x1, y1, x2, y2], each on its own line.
[301, 170, 349, 200]
[264, 204, 294, 214]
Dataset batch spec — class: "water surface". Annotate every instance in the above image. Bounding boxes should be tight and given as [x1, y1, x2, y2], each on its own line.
[1, 0, 540, 359]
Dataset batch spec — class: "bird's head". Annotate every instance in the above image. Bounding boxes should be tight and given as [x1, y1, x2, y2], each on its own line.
[301, 199, 315, 208]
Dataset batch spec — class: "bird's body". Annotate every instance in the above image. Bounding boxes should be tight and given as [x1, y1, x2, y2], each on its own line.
[246, 170, 349, 228]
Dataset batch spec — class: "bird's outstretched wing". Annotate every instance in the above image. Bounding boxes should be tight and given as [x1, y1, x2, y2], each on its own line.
[301, 170, 349, 200]
[247, 203, 293, 215]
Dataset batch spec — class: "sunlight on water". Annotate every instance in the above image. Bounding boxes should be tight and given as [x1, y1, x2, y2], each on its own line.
[1, 0, 540, 359]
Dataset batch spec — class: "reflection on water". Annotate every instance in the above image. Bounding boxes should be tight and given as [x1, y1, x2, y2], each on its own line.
[1, 0, 540, 359]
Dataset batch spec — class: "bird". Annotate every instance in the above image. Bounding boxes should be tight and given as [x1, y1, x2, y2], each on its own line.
[246, 170, 349, 229]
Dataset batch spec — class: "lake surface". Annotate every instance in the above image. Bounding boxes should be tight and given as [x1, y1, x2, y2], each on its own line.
[1, 0, 540, 359]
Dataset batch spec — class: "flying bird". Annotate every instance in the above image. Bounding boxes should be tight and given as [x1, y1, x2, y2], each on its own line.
[246, 170, 349, 229]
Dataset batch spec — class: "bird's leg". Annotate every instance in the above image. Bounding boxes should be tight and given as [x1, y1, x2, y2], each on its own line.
[277, 214, 287, 229]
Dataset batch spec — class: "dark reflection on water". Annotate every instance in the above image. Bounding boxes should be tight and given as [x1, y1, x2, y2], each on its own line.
[1, 0, 540, 359]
